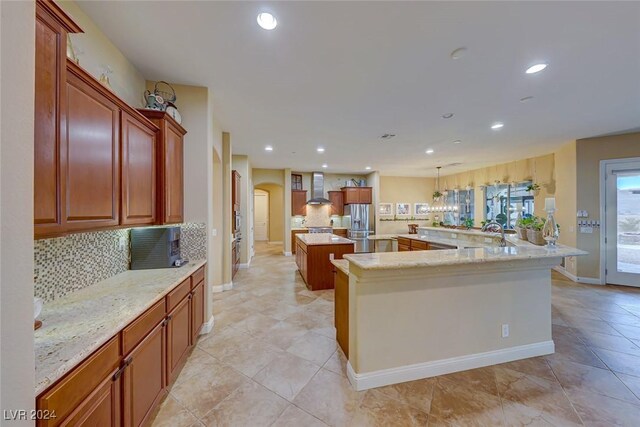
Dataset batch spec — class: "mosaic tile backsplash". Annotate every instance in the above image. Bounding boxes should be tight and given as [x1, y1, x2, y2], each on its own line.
[34, 222, 207, 303]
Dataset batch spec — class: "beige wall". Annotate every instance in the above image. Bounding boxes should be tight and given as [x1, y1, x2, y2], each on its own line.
[1, 0, 36, 419]
[575, 132, 640, 280]
[223, 133, 233, 284]
[378, 176, 435, 234]
[59, 1, 146, 107]
[554, 141, 578, 276]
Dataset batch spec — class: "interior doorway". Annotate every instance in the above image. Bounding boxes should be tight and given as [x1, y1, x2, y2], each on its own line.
[603, 158, 640, 287]
[254, 189, 269, 241]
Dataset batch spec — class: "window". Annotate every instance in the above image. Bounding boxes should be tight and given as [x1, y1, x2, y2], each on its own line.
[443, 189, 475, 225]
[484, 182, 534, 229]
[291, 174, 303, 190]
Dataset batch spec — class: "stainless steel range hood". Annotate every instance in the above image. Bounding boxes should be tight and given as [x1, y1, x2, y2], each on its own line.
[306, 172, 332, 205]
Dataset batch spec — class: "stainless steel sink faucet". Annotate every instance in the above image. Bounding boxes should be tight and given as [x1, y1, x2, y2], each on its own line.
[481, 220, 507, 247]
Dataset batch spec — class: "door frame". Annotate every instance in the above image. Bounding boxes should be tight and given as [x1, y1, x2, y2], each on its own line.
[253, 188, 270, 242]
[599, 156, 640, 286]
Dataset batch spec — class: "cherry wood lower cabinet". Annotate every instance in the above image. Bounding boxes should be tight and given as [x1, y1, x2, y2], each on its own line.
[296, 239, 354, 291]
[334, 267, 349, 357]
[60, 370, 121, 427]
[191, 280, 205, 344]
[166, 295, 192, 384]
[36, 264, 206, 427]
[122, 321, 166, 427]
[397, 237, 456, 252]
[291, 230, 308, 254]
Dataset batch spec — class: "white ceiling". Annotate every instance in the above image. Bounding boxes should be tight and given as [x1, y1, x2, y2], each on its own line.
[78, 1, 640, 177]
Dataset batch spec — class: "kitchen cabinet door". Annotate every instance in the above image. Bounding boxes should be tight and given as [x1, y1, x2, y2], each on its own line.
[358, 187, 373, 204]
[191, 280, 205, 344]
[138, 110, 187, 225]
[328, 191, 344, 215]
[122, 321, 166, 427]
[34, 1, 82, 239]
[232, 170, 241, 213]
[292, 190, 307, 216]
[166, 295, 192, 384]
[59, 372, 121, 427]
[342, 188, 360, 205]
[121, 111, 157, 226]
[64, 64, 120, 232]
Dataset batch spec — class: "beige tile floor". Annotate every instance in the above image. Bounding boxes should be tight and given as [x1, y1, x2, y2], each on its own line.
[151, 243, 640, 426]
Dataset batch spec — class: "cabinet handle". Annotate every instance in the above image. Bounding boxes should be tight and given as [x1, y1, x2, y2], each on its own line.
[167, 314, 172, 321]
[188, 294, 193, 300]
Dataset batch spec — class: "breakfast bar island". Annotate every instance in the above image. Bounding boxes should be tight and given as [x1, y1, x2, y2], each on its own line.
[295, 233, 355, 291]
[333, 231, 586, 391]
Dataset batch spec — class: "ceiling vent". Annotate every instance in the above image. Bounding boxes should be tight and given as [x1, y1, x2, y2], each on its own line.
[380, 133, 396, 140]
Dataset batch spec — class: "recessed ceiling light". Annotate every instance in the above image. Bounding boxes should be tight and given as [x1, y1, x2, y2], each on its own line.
[322, 163, 328, 168]
[442, 113, 454, 119]
[317, 147, 325, 153]
[525, 63, 547, 74]
[519, 96, 534, 103]
[257, 12, 277, 30]
[491, 123, 504, 130]
[365, 166, 372, 170]
[453, 140, 462, 144]
[450, 47, 467, 60]
[426, 149, 435, 154]
[265, 145, 273, 151]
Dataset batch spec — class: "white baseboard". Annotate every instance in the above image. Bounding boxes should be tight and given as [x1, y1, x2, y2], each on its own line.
[346, 340, 554, 391]
[211, 284, 224, 293]
[222, 281, 233, 291]
[199, 316, 214, 335]
[268, 241, 283, 245]
[283, 251, 292, 257]
[577, 276, 603, 285]
[553, 266, 602, 286]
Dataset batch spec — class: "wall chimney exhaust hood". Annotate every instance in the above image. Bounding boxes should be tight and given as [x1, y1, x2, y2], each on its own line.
[307, 172, 332, 205]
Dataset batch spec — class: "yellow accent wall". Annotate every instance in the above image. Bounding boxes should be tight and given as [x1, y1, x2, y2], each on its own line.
[255, 183, 285, 243]
[575, 132, 640, 280]
[378, 176, 436, 234]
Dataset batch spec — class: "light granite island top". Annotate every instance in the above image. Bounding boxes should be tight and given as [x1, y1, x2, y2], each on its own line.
[34, 260, 206, 395]
[296, 233, 354, 245]
[345, 245, 587, 271]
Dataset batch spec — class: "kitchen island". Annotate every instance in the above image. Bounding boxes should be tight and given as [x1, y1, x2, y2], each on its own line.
[296, 233, 355, 290]
[334, 238, 586, 391]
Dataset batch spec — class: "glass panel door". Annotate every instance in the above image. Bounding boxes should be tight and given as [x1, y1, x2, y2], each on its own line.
[605, 161, 640, 287]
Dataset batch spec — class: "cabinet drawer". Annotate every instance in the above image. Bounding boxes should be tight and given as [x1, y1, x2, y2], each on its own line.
[398, 244, 411, 252]
[122, 299, 166, 355]
[411, 240, 429, 250]
[166, 278, 191, 311]
[397, 237, 411, 247]
[38, 337, 121, 427]
[191, 266, 205, 288]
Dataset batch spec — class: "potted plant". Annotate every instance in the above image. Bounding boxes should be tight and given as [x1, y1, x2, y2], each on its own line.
[526, 216, 546, 245]
[526, 183, 541, 194]
[462, 217, 474, 230]
[515, 216, 532, 240]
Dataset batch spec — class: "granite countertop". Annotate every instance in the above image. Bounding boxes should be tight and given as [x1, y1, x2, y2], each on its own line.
[367, 234, 398, 241]
[296, 233, 355, 246]
[331, 259, 349, 275]
[344, 245, 587, 271]
[292, 227, 348, 231]
[394, 234, 482, 249]
[34, 260, 206, 395]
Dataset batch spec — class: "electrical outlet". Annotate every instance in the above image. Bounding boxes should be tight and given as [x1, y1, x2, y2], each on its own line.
[501, 324, 509, 338]
[211, 228, 217, 237]
[118, 236, 127, 251]
[451, 233, 457, 239]
[329, 253, 335, 260]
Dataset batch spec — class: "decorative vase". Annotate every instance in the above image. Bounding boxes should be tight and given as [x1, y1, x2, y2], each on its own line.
[526, 229, 545, 245]
[543, 210, 559, 247]
[515, 226, 528, 240]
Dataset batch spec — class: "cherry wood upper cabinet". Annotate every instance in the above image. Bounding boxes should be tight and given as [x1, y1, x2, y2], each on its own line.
[34, 0, 82, 239]
[121, 111, 158, 226]
[138, 110, 187, 224]
[64, 62, 121, 232]
[328, 191, 344, 216]
[341, 187, 372, 205]
[232, 170, 241, 213]
[292, 190, 307, 216]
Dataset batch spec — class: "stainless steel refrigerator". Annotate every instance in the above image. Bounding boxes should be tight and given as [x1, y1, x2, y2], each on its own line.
[345, 204, 373, 253]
